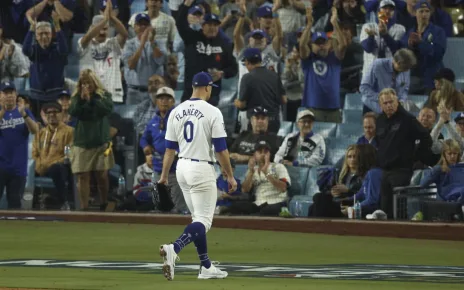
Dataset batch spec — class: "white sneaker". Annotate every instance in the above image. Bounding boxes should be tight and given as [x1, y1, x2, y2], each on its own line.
[159, 244, 179, 281]
[198, 262, 228, 279]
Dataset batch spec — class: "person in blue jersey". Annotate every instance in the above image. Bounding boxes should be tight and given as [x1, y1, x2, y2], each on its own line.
[299, 6, 348, 123]
[140, 86, 187, 213]
[0, 82, 39, 209]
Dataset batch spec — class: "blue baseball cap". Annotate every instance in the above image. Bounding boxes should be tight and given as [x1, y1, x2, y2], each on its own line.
[135, 13, 151, 24]
[203, 13, 221, 24]
[455, 112, 464, 123]
[188, 5, 203, 15]
[414, 0, 431, 11]
[311, 31, 328, 43]
[192, 72, 218, 87]
[250, 29, 267, 39]
[257, 6, 273, 18]
[58, 90, 70, 98]
[100, 0, 118, 10]
[242, 47, 262, 62]
[1, 82, 16, 92]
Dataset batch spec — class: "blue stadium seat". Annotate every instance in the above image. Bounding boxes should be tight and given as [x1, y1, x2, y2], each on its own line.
[278, 121, 293, 137]
[443, 38, 464, 85]
[131, 3, 146, 14]
[234, 165, 248, 181]
[114, 105, 138, 119]
[324, 136, 358, 165]
[344, 93, 363, 110]
[292, 122, 337, 138]
[343, 109, 362, 124]
[285, 166, 310, 197]
[288, 195, 312, 217]
[336, 123, 363, 138]
[409, 95, 428, 109]
[174, 90, 182, 104]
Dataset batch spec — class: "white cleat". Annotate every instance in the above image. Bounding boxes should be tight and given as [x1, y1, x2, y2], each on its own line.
[198, 263, 228, 279]
[159, 244, 179, 281]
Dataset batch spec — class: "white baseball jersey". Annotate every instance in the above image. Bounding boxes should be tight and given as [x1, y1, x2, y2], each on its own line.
[78, 37, 124, 103]
[166, 99, 227, 162]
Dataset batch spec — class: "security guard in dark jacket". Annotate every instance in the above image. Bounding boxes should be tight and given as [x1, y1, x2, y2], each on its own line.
[176, 0, 238, 106]
[376, 88, 433, 218]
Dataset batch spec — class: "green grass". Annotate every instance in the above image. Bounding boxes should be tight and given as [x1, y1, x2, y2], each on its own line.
[0, 221, 463, 289]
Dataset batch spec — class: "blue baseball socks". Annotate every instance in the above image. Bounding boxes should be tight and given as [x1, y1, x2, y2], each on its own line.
[173, 222, 211, 269]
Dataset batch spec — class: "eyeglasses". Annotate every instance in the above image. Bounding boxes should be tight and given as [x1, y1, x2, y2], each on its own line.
[298, 119, 312, 125]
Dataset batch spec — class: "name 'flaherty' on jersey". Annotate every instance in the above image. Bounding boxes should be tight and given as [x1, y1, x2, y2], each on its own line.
[174, 108, 205, 121]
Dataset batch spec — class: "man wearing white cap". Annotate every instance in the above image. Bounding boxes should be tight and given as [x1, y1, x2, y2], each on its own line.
[360, 0, 406, 77]
[274, 109, 326, 167]
[79, 0, 128, 103]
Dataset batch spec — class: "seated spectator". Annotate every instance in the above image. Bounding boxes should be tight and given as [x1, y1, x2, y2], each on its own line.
[300, 7, 348, 123]
[123, 13, 167, 105]
[215, 158, 243, 215]
[420, 139, 464, 203]
[0, 82, 39, 209]
[360, 0, 405, 77]
[222, 140, 291, 216]
[22, 18, 68, 114]
[0, 26, 30, 83]
[140, 86, 187, 213]
[358, 112, 379, 148]
[69, 69, 114, 211]
[360, 48, 416, 114]
[78, 2, 128, 103]
[32, 102, 74, 210]
[274, 109, 326, 167]
[431, 110, 464, 160]
[230, 106, 282, 164]
[57, 90, 76, 127]
[400, 0, 446, 95]
[414, 107, 442, 169]
[234, 47, 286, 133]
[128, 0, 176, 53]
[26, 0, 76, 38]
[133, 74, 167, 135]
[425, 68, 464, 113]
[310, 143, 377, 217]
[313, 0, 365, 33]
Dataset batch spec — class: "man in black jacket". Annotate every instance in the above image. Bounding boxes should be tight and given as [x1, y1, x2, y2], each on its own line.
[177, 0, 238, 106]
[376, 88, 433, 218]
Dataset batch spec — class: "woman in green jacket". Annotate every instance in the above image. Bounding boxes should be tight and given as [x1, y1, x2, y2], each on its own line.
[69, 69, 114, 210]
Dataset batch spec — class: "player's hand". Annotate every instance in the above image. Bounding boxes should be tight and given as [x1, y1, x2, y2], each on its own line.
[158, 175, 168, 185]
[227, 176, 237, 193]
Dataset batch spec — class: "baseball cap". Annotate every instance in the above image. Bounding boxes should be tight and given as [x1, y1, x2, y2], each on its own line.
[434, 68, 455, 83]
[203, 14, 221, 24]
[192, 72, 218, 87]
[250, 29, 267, 39]
[255, 140, 271, 151]
[251, 106, 268, 117]
[188, 5, 203, 15]
[100, 0, 118, 10]
[257, 6, 273, 18]
[58, 90, 71, 98]
[242, 47, 262, 62]
[379, 0, 395, 8]
[297, 109, 315, 122]
[156, 87, 175, 98]
[135, 13, 151, 24]
[42, 102, 63, 113]
[312, 32, 328, 43]
[1, 82, 16, 92]
[454, 112, 464, 123]
[414, 0, 431, 11]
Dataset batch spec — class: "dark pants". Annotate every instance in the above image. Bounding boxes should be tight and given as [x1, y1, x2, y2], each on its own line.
[308, 192, 343, 218]
[380, 169, 413, 219]
[181, 88, 219, 106]
[45, 163, 72, 205]
[223, 201, 285, 216]
[0, 168, 26, 209]
[286, 99, 301, 122]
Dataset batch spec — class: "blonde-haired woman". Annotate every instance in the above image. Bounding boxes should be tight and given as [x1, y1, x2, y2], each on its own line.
[420, 139, 464, 203]
[69, 69, 114, 210]
[425, 68, 464, 113]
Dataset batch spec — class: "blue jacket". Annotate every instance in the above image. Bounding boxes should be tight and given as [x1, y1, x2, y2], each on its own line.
[216, 175, 242, 207]
[22, 30, 68, 101]
[139, 108, 176, 173]
[357, 136, 379, 150]
[420, 164, 464, 203]
[349, 168, 382, 208]
[400, 23, 446, 89]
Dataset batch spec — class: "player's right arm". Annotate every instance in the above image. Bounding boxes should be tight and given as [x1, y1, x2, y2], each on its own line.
[159, 109, 178, 185]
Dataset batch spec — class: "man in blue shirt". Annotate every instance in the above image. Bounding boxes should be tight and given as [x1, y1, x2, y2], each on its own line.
[299, 7, 348, 123]
[360, 48, 416, 114]
[0, 82, 39, 209]
[139, 86, 187, 213]
[400, 0, 446, 95]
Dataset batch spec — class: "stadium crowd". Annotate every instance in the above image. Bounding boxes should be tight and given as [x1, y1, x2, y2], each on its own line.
[0, 0, 463, 221]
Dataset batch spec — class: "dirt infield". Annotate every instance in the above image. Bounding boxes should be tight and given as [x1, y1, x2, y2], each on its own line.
[1, 210, 463, 241]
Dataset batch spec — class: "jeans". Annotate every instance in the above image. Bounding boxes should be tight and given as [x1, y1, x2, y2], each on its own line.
[0, 168, 26, 209]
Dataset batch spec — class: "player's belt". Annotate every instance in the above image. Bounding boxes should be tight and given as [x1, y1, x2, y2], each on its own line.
[179, 157, 214, 165]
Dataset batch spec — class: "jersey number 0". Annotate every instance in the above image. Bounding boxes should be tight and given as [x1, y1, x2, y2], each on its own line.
[183, 121, 194, 142]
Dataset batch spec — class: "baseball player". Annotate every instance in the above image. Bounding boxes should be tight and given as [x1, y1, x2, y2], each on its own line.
[158, 72, 237, 280]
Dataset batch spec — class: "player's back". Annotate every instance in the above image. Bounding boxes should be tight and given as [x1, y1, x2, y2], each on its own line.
[166, 98, 226, 162]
